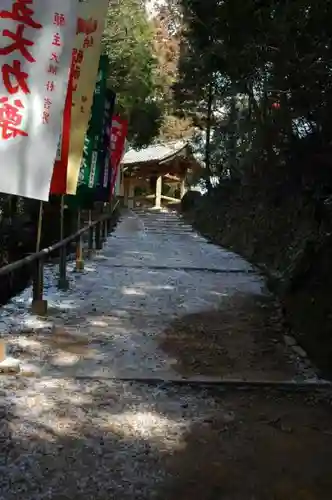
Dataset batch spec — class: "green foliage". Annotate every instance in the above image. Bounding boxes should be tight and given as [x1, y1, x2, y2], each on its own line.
[151, 3, 194, 141]
[175, 0, 332, 185]
[102, 0, 195, 145]
[102, 0, 164, 147]
[181, 189, 202, 212]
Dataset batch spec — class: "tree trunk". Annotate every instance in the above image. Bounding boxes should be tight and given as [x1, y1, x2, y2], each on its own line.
[205, 80, 214, 190]
[228, 95, 238, 179]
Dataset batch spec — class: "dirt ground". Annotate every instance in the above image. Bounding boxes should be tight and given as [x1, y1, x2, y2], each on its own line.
[160, 292, 300, 380]
[159, 390, 332, 500]
[158, 291, 332, 498]
[2, 211, 332, 499]
[2, 378, 332, 500]
[157, 293, 332, 498]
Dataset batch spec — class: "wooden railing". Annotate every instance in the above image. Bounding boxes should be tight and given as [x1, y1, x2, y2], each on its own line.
[0, 200, 119, 315]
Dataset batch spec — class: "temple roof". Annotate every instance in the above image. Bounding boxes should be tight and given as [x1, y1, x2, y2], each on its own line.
[122, 141, 188, 166]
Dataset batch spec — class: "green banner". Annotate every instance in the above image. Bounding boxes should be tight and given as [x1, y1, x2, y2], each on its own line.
[95, 89, 116, 202]
[66, 54, 109, 209]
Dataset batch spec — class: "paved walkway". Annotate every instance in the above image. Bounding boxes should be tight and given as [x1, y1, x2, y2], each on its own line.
[1, 209, 332, 499]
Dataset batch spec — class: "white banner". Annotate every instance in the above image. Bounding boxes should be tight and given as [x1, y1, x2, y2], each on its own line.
[0, 0, 78, 200]
[66, 0, 110, 195]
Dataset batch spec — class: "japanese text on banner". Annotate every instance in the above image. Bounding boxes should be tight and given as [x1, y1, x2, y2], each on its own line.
[110, 116, 128, 196]
[0, 0, 77, 200]
[66, 0, 109, 195]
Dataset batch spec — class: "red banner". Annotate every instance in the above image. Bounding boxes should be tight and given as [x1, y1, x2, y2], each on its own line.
[111, 116, 128, 169]
[110, 116, 128, 196]
[50, 73, 73, 195]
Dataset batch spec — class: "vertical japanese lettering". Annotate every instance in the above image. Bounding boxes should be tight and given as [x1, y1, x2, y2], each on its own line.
[0, 0, 43, 140]
[0, 97, 28, 139]
[2, 60, 30, 94]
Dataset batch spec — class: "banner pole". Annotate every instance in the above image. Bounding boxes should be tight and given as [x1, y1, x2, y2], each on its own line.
[8, 195, 12, 224]
[31, 200, 47, 315]
[75, 208, 84, 271]
[60, 195, 65, 241]
[36, 200, 43, 253]
[8, 196, 13, 292]
[58, 195, 69, 290]
[101, 202, 107, 242]
[88, 208, 94, 257]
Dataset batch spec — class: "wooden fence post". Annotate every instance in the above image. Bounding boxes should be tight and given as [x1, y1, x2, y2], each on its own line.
[58, 195, 69, 290]
[31, 201, 47, 315]
[75, 210, 84, 271]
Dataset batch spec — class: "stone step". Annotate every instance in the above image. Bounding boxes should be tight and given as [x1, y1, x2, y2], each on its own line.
[132, 209, 195, 236]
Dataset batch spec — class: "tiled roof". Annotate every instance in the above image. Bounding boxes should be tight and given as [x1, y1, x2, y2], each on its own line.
[122, 141, 187, 165]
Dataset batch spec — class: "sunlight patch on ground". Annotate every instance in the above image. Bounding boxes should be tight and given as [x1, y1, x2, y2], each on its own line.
[89, 320, 110, 327]
[99, 409, 187, 451]
[9, 336, 44, 352]
[21, 317, 53, 329]
[48, 299, 80, 311]
[3, 379, 188, 451]
[142, 284, 174, 291]
[85, 319, 132, 336]
[8, 379, 93, 425]
[13, 295, 33, 305]
[122, 283, 174, 296]
[209, 291, 232, 298]
[86, 315, 125, 328]
[122, 287, 146, 296]
[51, 352, 81, 366]
[81, 264, 97, 273]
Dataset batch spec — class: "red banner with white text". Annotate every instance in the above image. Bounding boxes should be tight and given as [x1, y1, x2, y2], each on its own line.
[109, 115, 128, 196]
[50, 71, 73, 194]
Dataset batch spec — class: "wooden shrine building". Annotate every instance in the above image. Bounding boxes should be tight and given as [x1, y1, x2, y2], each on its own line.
[119, 141, 201, 209]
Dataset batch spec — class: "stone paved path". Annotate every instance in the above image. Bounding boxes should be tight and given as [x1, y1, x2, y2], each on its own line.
[1, 208, 332, 499]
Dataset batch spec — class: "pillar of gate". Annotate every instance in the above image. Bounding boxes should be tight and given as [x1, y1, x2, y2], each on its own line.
[127, 179, 135, 209]
[154, 175, 162, 209]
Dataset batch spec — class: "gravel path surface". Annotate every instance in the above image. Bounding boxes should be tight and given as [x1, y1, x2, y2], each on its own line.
[1, 378, 332, 500]
[0, 208, 331, 499]
[0, 208, 267, 379]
